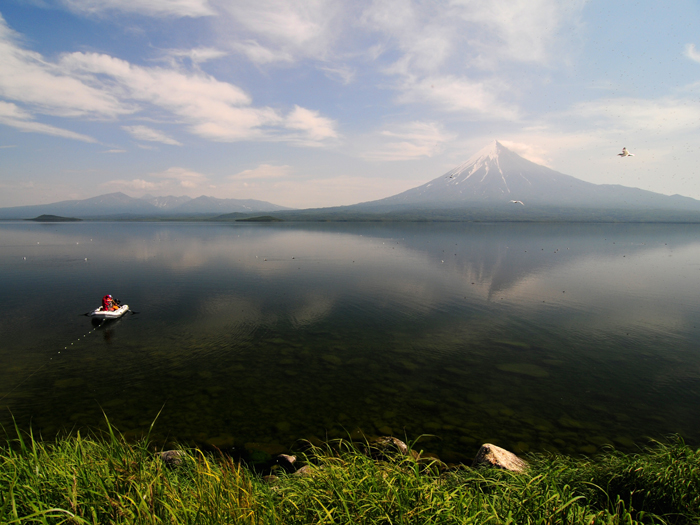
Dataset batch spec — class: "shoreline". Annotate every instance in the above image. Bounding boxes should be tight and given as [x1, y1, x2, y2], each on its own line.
[1, 428, 698, 523]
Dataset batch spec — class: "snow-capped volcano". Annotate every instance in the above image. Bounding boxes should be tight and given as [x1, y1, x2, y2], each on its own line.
[374, 141, 596, 206]
[368, 141, 700, 211]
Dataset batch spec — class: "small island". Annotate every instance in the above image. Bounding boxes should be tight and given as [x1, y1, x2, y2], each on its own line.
[26, 214, 82, 222]
[235, 215, 283, 222]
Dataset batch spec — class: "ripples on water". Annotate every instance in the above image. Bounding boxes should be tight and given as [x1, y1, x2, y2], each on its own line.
[0, 221, 699, 462]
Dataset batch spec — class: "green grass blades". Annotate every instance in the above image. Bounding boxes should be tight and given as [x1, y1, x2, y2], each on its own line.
[0, 427, 698, 524]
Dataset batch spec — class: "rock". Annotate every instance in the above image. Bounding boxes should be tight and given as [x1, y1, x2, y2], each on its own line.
[472, 443, 528, 472]
[293, 465, 317, 477]
[374, 436, 409, 455]
[159, 450, 184, 467]
[365, 436, 410, 460]
[275, 454, 297, 473]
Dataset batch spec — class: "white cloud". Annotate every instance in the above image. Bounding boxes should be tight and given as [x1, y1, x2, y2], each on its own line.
[0, 101, 98, 142]
[450, 0, 585, 64]
[61, 0, 216, 17]
[685, 43, 700, 64]
[164, 47, 228, 65]
[60, 52, 337, 144]
[217, 0, 339, 59]
[398, 75, 519, 119]
[104, 149, 127, 153]
[123, 125, 182, 145]
[150, 167, 209, 188]
[230, 164, 293, 179]
[104, 178, 161, 190]
[319, 65, 355, 84]
[364, 121, 454, 161]
[284, 105, 338, 145]
[497, 140, 551, 166]
[232, 40, 294, 64]
[358, 0, 586, 120]
[565, 96, 700, 135]
[103, 167, 210, 193]
[0, 14, 131, 119]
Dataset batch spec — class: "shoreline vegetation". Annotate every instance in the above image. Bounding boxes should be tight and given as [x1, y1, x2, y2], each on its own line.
[1, 422, 698, 524]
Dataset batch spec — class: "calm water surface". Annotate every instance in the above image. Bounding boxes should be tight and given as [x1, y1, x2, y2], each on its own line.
[1, 221, 699, 462]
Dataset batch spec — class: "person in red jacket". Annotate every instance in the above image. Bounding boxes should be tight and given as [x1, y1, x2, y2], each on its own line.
[102, 294, 119, 311]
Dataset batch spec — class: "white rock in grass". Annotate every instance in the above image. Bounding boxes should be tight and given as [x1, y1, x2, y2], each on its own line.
[472, 443, 528, 472]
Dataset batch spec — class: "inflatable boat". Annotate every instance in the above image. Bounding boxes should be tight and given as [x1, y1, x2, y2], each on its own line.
[88, 304, 129, 319]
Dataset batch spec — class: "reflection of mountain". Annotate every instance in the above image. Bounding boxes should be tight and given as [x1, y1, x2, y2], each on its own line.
[276, 222, 699, 299]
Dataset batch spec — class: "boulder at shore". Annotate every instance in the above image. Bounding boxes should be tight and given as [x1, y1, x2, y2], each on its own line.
[472, 443, 528, 472]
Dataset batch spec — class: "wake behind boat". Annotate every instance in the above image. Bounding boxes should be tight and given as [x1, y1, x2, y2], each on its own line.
[88, 304, 129, 319]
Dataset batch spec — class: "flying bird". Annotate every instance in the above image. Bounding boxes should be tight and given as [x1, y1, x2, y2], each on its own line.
[510, 200, 524, 206]
[618, 147, 634, 157]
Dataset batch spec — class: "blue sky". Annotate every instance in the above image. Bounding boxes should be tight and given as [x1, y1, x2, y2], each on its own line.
[1, 0, 699, 209]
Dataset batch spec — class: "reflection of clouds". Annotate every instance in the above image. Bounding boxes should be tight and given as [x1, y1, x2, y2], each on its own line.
[290, 292, 335, 327]
[4, 222, 700, 337]
[508, 243, 700, 332]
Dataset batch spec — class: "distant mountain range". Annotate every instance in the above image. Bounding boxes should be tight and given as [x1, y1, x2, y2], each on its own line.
[215, 141, 700, 222]
[3, 142, 700, 222]
[0, 192, 292, 219]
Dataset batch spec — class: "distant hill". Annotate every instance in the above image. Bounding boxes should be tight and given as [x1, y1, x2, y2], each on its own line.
[26, 214, 82, 222]
[0, 192, 292, 219]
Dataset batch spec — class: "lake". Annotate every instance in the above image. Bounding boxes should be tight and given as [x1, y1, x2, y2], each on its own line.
[1, 220, 699, 462]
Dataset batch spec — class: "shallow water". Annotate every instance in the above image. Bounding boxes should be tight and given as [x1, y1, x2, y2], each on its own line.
[1, 221, 699, 461]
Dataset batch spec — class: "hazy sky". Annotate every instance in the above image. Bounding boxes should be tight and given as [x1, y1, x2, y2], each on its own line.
[1, 0, 699, 209]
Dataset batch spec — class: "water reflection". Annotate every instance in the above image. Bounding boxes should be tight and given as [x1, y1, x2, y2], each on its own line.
[0, 221, 699, 460]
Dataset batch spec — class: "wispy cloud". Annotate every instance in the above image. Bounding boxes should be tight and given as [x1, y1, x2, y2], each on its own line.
[123, 125, 182, 145]
[283, 105, 338, 146]
[61, 0, 216, 17]
[150, 166, 210, 188]
[364, 121, 453, 161]
[230, 164, 292, 179]
[397, 75, 519, 119]
[60, 51, 337, 144]
[216, 0, 342, 61]
[104, 178, 161, 191]
[564, 96, 700, 135]
[0, 101, 98, 142]
[0, 14, 338, 146]
[319, 64, 355, 84]
[104, 166, 211, 194]
[162, 47, 228, 65]
[685, 43, 700, 64]
[0, 14, 131, 119]
[231, 40, 294, 64]
[498, 140, 551, 166]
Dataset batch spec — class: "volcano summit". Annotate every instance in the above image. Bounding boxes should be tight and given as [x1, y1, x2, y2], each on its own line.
[367, 141, 700, 212]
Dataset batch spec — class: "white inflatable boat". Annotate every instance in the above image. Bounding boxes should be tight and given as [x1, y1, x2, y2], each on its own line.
[88, 304, 129, 319]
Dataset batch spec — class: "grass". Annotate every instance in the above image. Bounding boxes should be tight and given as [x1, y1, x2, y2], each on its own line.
[0, 423, 698, 524]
